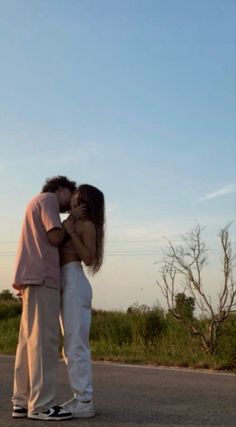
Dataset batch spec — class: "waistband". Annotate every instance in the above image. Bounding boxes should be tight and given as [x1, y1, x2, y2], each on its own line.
[60, 261, 82, 273]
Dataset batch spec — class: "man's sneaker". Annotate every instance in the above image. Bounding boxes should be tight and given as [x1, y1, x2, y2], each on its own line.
[62, 397, 95, 418]
[12, 405, 27, 418]
[28, 405, 72, 420]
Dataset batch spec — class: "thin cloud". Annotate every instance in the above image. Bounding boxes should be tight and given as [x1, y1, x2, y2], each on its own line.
[198, 184, 236, 202]
[106, 218, 194, 243]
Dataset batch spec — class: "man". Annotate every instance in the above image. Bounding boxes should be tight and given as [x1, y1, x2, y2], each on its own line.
[11, 176, 83, 421]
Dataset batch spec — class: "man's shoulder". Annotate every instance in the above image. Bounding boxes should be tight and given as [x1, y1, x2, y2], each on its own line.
[26, 193, 57, 212]
[33, 192, 57, 204]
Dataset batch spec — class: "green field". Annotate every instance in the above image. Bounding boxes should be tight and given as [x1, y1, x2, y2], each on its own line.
[0, 297, 235, 372]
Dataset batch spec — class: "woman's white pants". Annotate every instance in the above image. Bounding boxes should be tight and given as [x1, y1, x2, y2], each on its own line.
[60, 262, 93, 402]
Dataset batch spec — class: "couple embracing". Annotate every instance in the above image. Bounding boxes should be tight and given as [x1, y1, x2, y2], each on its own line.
[11, 176, 105, 421]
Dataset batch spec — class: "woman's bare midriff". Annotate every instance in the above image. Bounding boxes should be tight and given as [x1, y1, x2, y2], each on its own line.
[60, 252, 82, 266]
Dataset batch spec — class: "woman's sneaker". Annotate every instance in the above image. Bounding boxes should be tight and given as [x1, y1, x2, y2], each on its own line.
[12, 405, 27, 418]
[28, 405, 72, 420]
[62, 398, 95, 418]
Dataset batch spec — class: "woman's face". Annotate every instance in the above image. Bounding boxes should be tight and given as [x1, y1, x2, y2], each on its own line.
[71, 191, 88, 209]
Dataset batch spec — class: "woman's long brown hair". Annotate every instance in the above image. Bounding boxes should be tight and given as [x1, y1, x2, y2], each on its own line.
[77, 184, 105, 274]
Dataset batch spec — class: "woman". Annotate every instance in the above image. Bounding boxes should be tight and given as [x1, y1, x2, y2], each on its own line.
[59, 184, 105, 418]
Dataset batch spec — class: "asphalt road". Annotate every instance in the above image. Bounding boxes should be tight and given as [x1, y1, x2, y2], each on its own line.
[0, 355, 235, 427]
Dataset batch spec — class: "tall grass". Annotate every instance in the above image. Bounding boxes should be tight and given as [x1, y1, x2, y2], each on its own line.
[0, 317, 20, 354]
[0, 301, 235, 371]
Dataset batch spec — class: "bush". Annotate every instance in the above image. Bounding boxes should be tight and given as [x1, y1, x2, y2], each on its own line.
[90, 305, 166, 347]
[90, 310, 132, 345]
[215, 314, 236, 369]
[0, 317, 20, 354]
[127, 304, 166, 344]
[0, 300, 22, 320]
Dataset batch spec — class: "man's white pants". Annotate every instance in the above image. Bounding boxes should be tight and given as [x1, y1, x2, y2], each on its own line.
[12, 285, 60, 413]
[60, 262, 93, 402]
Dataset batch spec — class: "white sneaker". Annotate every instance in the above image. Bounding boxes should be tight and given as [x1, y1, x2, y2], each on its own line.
[62, 397, 95, 418]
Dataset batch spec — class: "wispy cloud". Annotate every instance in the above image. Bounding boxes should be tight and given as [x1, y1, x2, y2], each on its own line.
[198, 183, 236, 202]
[106, 217, 195, 243]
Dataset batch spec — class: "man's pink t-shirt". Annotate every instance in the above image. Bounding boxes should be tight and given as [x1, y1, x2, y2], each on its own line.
[13, 193, 62, 290]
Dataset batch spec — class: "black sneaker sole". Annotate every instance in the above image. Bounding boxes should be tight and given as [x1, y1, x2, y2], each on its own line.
[28, 414, 73, 421]
[12, 409, 28, 418]
[12, 414, 27, 418]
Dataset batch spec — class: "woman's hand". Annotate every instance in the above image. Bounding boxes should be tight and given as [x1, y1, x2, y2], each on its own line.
[70, 203, 87, 221]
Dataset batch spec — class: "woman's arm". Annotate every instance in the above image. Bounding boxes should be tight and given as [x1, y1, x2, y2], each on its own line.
[63, 218, 96, 266]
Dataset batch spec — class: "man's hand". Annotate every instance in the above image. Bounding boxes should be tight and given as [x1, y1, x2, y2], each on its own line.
[70, 203, 87, 221]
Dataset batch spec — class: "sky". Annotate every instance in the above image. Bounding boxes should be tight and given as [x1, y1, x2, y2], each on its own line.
[0, 0, 235, 311]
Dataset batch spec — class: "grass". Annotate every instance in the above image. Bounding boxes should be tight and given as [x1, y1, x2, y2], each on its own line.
[0, 301, 235, 372]
[0, 316, 20, 354]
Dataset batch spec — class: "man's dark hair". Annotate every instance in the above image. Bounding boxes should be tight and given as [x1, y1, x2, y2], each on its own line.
[41, 176, 77, 193]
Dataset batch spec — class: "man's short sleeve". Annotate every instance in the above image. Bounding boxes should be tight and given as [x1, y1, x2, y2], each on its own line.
[39, 194, 62, 232]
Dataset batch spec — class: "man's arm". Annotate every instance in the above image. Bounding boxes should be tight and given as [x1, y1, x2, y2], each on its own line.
[40, 195, 65, 246]
[47, 227, 65, 246]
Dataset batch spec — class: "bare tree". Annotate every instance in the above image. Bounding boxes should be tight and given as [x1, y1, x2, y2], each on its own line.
[157, 224, 236, 355]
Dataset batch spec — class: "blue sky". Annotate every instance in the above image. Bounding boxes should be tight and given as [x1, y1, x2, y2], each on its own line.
[0, 0, 235, 310]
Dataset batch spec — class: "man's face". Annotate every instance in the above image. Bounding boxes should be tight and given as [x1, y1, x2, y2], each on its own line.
[58, 188, 73, 213]
[71, 192, 79, 209]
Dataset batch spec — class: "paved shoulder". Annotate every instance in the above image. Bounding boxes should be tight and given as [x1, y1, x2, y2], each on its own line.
[0, 356, 236, 427]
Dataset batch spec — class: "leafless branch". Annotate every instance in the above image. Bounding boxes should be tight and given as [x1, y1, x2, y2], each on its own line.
[157, 223, 236, 354]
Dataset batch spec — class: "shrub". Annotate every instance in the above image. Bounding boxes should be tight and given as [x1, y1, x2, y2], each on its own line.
[127, 304, 166, 344]
[90, 310, 132, 345]
[0, 301, 22, 320]
[215, 314, 236, 369]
